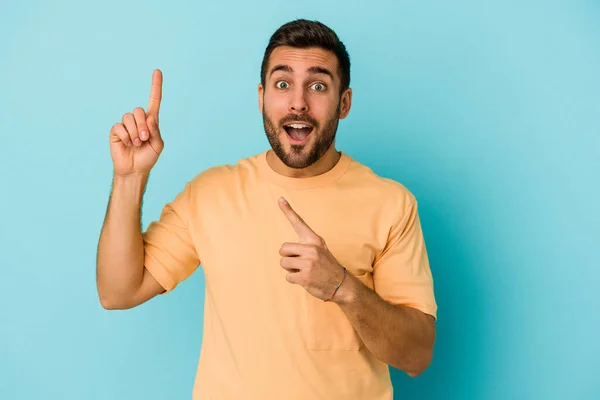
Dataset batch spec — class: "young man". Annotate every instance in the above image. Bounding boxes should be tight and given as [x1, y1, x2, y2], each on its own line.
[97, 19, 437, 400]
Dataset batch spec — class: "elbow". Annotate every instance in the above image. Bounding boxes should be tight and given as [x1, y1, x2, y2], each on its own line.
[98, 291, 132, 310]
[406, 351, 433, 378]
[406, 317, 436, 377]
[100, 297, 131, 310]
[99, 296, 117, 310]
[406, 368, 425, 378]
[405, 364, 428, 378]
[99, 294, 118, 310]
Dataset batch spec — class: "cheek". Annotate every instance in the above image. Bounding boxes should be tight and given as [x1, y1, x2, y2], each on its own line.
[263, 96, 286, 117]
[311, 100, 338, 121]
[264, 90, 287, 106]
[263, 104, 283, 131]
[311, 93, 337, 110]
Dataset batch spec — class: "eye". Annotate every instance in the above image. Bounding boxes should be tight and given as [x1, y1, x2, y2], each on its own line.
[275, 81, 289, 89]
[310, 83, 326, 92]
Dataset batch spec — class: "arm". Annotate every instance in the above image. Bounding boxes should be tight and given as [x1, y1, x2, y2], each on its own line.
[333, 274, 436, 377]
[97, 69, 167, 309]
[96, 173, 165, 310]
[277, 196, 436, 376]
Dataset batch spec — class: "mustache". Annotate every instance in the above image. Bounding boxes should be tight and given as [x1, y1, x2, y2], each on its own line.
[279, 114, 318, 127]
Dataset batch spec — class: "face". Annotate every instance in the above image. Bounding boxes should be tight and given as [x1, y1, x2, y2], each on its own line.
[259, 46, 352, 169]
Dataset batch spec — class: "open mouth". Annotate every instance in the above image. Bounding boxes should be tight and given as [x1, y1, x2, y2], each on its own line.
[283, 123, 313, 144]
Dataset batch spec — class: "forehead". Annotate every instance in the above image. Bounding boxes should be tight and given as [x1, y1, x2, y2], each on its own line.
[267, 46, 339, 79]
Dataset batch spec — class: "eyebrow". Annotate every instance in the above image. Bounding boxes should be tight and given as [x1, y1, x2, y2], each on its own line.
[269, 64, 335, 81]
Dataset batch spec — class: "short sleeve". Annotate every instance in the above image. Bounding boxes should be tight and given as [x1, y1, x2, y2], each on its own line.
[142, 181, 200, 293]
[372, 199, 437, 320]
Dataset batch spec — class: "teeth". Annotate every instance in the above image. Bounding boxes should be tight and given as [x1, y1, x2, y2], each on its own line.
[287, 123, 311, 129]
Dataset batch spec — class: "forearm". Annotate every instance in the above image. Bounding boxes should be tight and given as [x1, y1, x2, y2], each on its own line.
[333, 274, 435, 376]
[96, 173, 149, 308]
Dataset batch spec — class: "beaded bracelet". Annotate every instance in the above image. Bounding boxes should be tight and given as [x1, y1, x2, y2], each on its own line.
[324, 267, 347, 302]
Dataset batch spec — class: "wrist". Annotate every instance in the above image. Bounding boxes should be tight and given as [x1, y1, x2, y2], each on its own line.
[331, 270, 361, 305]
[112, 173, 149, 203]
[113, 171, 149, 183]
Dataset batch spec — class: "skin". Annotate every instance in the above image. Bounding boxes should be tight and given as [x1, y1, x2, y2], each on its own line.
[278, 196, 436, 377]
[97, 70, 167, 312]
[263, 47, 436, 377]
[98, 45, 436, 378]
[258, 46, 352, 177]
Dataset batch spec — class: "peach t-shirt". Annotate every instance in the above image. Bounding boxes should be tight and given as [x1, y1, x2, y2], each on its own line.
[142, 149, 437, 399]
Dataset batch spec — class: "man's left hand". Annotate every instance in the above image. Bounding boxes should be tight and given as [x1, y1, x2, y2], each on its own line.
[278, 197, 346, 301]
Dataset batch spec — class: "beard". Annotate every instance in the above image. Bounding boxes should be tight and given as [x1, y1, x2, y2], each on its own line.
[262, 102, 340, 169]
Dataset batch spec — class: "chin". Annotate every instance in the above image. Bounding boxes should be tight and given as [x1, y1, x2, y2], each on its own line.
[281, 150, 314, 169]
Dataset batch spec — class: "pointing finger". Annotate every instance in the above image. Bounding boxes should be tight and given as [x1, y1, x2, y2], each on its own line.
[148, 69, 163, 117]
[278, 197, 320, 243]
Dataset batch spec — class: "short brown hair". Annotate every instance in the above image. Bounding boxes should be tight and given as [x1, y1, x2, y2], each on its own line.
[260, 19, 351, 95]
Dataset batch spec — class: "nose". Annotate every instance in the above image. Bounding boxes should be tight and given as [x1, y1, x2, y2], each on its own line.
[289, 87, 308, 113]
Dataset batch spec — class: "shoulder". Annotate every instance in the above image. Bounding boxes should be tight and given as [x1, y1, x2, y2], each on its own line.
[346, 157, 417, 213]
[185, 152, 261, 193]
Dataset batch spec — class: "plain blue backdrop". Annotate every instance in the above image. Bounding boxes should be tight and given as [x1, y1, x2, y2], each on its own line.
[1, 1, 598, 399]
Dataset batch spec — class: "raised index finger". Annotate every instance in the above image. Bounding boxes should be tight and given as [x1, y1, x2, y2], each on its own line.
[278, 197, 320, 243]
[148, 69, 163, 116]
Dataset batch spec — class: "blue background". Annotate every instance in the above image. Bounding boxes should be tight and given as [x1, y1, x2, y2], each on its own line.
[1, 1, 598, 399]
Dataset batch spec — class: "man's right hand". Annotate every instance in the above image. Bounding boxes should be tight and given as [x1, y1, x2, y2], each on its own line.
[109, 69, 165, 177]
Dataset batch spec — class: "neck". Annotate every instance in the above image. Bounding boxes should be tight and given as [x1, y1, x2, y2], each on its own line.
[266, 146, 341, 178]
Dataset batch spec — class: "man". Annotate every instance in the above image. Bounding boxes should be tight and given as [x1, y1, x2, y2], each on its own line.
[97, 19, 437, 400]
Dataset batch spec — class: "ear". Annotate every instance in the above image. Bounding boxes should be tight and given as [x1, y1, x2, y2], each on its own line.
[339, 87, 352, 120]
[258, 83, 264, 113]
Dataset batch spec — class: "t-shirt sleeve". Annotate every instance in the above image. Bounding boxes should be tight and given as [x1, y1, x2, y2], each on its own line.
[372, 199, 437, 320]
[142, 181, 200, 293]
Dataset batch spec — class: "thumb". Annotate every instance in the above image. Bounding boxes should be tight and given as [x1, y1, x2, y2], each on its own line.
[146, 114, 164, 150]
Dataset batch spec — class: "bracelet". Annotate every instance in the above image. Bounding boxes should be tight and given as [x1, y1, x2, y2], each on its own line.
[324, 267, 347, 302]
